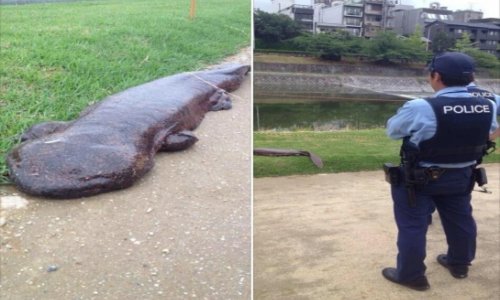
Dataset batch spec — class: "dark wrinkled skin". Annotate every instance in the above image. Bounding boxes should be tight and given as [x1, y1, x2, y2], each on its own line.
[253, 148, 324, 168]
[7, 64, 250, 199]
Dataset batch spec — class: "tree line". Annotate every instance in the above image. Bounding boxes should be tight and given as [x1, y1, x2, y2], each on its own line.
[254, 10, 499, 69]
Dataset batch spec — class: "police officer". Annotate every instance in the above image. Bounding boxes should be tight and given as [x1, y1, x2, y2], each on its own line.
[382, 52, 498, 291]
[427, 76, 500, 224]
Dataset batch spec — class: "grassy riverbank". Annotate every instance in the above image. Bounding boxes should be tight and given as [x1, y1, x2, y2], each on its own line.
[254, 129, 500, 177]
[0, 0, 250, 183]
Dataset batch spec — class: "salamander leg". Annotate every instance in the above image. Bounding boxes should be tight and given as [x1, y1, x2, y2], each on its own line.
[209, 89, 232, 111]
[159, 130, 199, 152]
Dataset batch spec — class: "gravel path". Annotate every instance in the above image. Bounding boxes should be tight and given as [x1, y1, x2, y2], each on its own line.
[254, 163, 500, 300]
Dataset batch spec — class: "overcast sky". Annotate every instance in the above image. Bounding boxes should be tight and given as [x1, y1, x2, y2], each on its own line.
[253, 0, 500, 18]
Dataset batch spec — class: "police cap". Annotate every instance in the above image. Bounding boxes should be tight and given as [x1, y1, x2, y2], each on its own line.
[428, 52, 475, 78]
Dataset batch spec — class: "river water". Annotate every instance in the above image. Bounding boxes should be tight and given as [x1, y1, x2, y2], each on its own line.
[254, 90, 410, 131]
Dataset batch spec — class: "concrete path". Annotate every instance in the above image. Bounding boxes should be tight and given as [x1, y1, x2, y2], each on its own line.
[0, 48, 251, 300]
[254, 163, 499, 300]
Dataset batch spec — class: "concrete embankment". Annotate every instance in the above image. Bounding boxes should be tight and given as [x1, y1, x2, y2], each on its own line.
[254, 62, 500, 98]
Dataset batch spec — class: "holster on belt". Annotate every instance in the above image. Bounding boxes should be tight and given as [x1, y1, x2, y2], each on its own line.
[383, 163, 447, 208]
[474, 167, 488, 186]
[383, 163, 400, 185]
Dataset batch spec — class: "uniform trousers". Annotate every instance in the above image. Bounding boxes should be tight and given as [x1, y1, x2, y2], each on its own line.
[391, 166, 477, 281]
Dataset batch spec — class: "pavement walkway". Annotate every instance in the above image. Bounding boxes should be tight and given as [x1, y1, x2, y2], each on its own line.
[254, 163, 499, 300]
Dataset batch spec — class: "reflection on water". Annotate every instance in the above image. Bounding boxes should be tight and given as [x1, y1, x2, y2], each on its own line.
[254, 92, 407, 131]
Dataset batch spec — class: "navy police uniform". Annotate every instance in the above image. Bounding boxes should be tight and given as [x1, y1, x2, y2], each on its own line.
[384, 52, 498, 289]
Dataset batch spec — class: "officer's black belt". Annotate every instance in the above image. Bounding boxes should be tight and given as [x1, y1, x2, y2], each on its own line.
[412, 165, 475, 182]
[406, 166, 448, 185]
[423, 167, 446, 180]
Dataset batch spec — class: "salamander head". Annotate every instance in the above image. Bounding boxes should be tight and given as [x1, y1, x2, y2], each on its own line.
[7, 136, 152, 199]
[199, 64, 251, 92]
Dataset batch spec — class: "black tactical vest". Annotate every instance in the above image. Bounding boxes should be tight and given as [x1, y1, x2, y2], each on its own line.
[415, 96, 493, 164]
[467, 85, 496, 102]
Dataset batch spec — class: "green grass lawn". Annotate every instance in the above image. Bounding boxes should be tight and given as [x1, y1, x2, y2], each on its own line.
[0, 0, 250, 183]
[254, 129, 500, 177]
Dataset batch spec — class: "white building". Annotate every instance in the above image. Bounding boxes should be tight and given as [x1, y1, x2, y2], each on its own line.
[313, 1, 346, 33]
[270, 0, 396, 37]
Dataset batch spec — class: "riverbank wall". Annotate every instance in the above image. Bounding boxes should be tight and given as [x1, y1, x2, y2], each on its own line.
[254, 62, 500, 97]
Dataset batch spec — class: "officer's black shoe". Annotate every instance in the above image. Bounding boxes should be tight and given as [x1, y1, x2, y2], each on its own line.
[437, 254, 468, 279]
[382, 267, 430, 291]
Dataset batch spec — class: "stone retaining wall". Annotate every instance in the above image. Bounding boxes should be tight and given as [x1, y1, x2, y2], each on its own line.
[254, 62, 427, 77]
[254, 62, 500, 95]
[254, 72, 434, 95]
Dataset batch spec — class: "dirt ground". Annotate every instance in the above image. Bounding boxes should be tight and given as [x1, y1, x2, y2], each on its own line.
[0, 48, 251, 300]
[254, 163, 500, 300]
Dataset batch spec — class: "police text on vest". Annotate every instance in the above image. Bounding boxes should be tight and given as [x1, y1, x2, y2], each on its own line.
[443, 105, 490, 114]
[470, 92, 494, 98]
